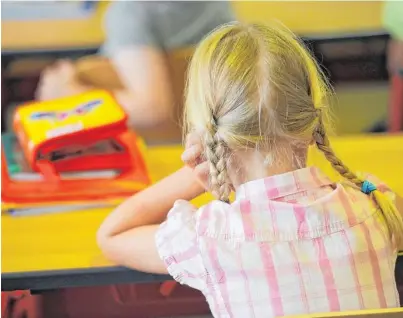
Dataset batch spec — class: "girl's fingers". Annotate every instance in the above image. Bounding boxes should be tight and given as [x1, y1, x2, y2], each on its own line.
[185, 131, 202, 149]
[181, 144, 203, 167]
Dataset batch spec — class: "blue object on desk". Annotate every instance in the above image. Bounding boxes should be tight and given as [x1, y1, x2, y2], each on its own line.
[82, 1, 97, 12]
[2, 133, 20, 174]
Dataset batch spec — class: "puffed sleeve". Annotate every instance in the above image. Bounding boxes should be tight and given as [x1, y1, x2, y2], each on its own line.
[155, 200, 206, 291]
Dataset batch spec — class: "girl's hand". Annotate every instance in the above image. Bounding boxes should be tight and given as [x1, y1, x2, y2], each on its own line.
[181, 132, 209, 191]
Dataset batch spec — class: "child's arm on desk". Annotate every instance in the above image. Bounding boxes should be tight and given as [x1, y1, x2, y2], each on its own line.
[96, 166, 204, 274]
[37, 48, 176, 130]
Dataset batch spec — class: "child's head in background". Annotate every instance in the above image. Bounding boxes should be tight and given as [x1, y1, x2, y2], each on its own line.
[184, 22, 403, 244]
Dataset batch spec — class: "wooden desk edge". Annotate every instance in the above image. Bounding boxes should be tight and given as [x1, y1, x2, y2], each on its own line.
[3, 254, 403, 293]
[1, 266, 170, 292]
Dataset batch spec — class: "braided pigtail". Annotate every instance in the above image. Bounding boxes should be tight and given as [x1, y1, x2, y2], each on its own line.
[204, 118, 231, 203]
[314, 116, 403, 247]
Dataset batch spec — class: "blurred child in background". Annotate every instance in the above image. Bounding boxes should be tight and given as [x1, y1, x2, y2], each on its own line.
[35, 1, 235, 130]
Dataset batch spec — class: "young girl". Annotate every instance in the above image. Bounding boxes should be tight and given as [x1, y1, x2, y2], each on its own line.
[97, 22, 403, 317]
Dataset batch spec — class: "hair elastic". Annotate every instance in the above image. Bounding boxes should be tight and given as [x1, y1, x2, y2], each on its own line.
[361, 180, 377, 195]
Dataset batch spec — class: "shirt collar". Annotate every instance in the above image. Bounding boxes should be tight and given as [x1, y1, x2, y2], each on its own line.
[235, 167, 333, 201]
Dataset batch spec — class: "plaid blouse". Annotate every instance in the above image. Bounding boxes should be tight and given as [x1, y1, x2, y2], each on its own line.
[156, 167, 399, 317]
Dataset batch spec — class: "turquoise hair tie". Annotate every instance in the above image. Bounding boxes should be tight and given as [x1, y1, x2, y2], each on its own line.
[361, 180, 377, 195]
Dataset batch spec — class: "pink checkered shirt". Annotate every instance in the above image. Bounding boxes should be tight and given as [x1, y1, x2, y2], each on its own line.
[156, 167, 399, 317]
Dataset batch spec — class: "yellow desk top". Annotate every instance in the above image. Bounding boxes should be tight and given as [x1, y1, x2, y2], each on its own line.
[2, 134, 403, 275]
[1, 1, 384, 52]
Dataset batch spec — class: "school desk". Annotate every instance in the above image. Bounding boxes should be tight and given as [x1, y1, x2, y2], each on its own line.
[2, 134, 403, 292]
[1, 1, 385, 53]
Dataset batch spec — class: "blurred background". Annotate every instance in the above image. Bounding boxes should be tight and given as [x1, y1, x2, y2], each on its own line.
[1, 1, 400, 137]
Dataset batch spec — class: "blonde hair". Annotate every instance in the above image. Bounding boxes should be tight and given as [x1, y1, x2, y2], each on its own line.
[184, 22, 403, 245]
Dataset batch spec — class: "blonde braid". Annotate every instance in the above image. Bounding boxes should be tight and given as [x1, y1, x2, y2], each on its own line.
[314, 116, 403, 246]
[204, 119, 231, 203]
[314, 117, 362, 186]
[273, 24, 402, 245]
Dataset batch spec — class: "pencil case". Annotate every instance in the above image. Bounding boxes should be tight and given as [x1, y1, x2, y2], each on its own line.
[13, 90, 132, 173]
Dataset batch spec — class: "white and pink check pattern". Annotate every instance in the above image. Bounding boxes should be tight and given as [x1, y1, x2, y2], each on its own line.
[156, 167, 400, 317]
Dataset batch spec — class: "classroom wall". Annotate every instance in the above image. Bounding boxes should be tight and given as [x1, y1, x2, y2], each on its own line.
[232, 1, 383, 34]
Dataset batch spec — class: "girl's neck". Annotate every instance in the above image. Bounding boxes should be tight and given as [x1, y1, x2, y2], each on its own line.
[228, 149, 307, 188]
